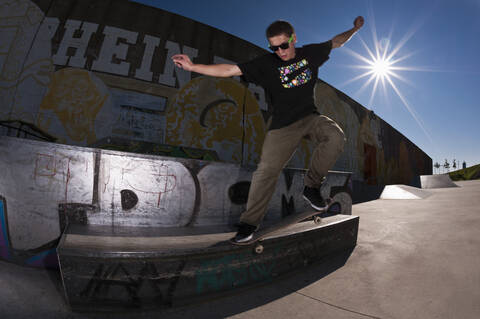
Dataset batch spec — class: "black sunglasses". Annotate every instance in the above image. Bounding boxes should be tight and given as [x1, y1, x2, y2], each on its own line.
[268, 34, 294, 52]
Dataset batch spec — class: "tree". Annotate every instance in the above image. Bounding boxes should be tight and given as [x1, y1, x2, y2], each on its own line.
[444, 159, 450, 173]
[453, 159, 457, 171]
[434, 162, 441, 174]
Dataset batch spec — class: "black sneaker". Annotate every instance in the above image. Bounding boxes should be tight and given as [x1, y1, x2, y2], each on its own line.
[303, 186, 327, 211]
[231, 222, 257, 244]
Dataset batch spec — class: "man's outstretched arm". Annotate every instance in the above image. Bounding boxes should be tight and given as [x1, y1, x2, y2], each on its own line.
[172, 54, 243, 77]
[331, 16, 364, 49]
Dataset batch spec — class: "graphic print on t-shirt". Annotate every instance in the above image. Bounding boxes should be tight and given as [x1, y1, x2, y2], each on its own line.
[278, 59, 312, 88]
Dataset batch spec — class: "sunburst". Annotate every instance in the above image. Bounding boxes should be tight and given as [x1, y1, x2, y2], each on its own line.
[339, 11, 434, 145]
[370, 56, 392, 78]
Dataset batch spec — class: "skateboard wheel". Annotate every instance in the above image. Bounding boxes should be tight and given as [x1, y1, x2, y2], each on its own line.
[313, 215, 322, 224]
[254, 244, 264, 254]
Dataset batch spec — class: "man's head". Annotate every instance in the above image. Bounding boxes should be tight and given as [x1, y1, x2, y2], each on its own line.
[266, 20, 297, 61]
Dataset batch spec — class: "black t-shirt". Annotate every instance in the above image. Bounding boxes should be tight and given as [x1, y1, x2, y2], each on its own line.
[238, 40, 332, 130]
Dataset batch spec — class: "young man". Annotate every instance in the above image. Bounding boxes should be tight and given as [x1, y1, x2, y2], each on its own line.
[172, 16, 364, 243]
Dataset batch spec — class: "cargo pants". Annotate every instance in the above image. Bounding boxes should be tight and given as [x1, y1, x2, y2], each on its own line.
[239, 114, 346, 227]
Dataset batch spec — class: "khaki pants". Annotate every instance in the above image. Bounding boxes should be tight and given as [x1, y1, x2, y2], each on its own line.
[240, 114, 346, 226]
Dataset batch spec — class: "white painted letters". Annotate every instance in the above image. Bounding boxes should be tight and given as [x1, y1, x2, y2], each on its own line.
[158, 41, 198, 87]
[52, 20, 98, 68]
[135, 34, 160, 81]
[92, 26, 138, 75]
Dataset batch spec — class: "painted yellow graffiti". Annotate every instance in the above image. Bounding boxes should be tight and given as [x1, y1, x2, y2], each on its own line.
[37, 68, 108, 144]
[166, 77, 265, 165]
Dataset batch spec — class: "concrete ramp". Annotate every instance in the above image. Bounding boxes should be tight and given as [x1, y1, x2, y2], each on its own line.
[380, 185, 432, 200]
[420, 174, 459, 189]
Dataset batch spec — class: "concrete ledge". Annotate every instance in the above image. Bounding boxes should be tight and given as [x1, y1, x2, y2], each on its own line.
[380, 185, 432, 199]
[57, 215, 358, 311]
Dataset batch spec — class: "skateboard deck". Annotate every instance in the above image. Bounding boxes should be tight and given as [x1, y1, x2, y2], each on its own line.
[230, 198, 332, 252]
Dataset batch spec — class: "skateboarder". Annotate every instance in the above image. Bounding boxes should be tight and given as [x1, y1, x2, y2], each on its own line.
[172, 16, 364, 243]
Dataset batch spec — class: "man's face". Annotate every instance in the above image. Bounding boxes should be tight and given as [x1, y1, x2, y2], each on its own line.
[268, 33, 297, 61]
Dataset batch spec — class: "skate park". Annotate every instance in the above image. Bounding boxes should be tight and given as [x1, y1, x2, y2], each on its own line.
[1, 0, 479, 318]
[1, 156, 479, 318]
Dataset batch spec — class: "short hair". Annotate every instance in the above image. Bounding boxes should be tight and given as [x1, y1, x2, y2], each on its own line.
[266, 20, 295, 39]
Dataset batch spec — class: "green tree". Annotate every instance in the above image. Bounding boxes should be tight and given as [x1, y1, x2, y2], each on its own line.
[444, 159, 450, 173]
[434, 162, 441, 174]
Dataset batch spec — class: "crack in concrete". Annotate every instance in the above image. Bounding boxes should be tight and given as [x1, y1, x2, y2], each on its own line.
[294, 291, 383, 319]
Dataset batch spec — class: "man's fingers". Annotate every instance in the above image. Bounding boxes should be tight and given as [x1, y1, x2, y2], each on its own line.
[356, 16, 364, 25]
[172, 54, 185, 61]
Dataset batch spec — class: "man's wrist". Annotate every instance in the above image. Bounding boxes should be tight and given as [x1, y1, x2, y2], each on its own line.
[189, 63, 198, 73]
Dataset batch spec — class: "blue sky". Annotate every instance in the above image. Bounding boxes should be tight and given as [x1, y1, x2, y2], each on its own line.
[134, 0, 479, 169]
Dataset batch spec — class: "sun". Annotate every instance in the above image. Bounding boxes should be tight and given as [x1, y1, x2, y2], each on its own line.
[371, 57, 392, 78]
[338, 15, 435, 145]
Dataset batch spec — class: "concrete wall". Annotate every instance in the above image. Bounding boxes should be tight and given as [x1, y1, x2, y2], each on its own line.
[0, 136, 352, 267]
[0, 0, 431, 185]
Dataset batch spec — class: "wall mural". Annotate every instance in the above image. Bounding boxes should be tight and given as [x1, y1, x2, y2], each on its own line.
[0, 0, 431, 270]
[166, 77, 266, 165]
[0, 0, 431, 182]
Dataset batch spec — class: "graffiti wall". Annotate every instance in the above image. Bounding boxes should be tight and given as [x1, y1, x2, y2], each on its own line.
[0, 0, 431, 185]
[0, 136, 352, 267]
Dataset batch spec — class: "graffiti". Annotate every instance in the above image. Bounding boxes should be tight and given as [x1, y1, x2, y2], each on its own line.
[1, 136, 352, 256]
[58, 216, 359, 310]
[0, 196, 10, 259]
[166, 77, 266, 165]
[281, 195, 295, 217]
[196, 252, 278, 294]
[228, 181, 251, 205]
[122, 163, 177, 207]
[37, 68, 110, 145]
[79, 261, 185, 307]
[0, 195, 59, 268]
[0, 0, 430, 184]
[110, 88, 167, 143]
[0, 0, 53, 124]
[34, 153, 71, 201]
[120, 190, 138, 210]
[24, 248, 58, 268]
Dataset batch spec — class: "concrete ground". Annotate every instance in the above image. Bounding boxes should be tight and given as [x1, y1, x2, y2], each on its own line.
[1, 180, 479, 319]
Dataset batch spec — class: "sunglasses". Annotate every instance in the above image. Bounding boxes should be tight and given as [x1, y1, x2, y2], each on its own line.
[268, 34, 294, 52]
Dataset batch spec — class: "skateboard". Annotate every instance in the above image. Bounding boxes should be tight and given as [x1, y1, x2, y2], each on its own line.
[230, 198, 332, 254]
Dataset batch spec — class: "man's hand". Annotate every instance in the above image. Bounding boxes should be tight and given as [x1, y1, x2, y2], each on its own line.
[354, 16, 364, 31]
[331, 16, 364, 49]
[172, 54, 194, 72]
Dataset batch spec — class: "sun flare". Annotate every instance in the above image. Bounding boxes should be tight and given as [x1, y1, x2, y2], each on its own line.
[371, 57, 392, 78]
[339, 12, 434, 145]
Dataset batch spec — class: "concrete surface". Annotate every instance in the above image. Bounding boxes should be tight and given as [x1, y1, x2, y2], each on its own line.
[1, 180, 479, 319]
[420, 174, 459, 189]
